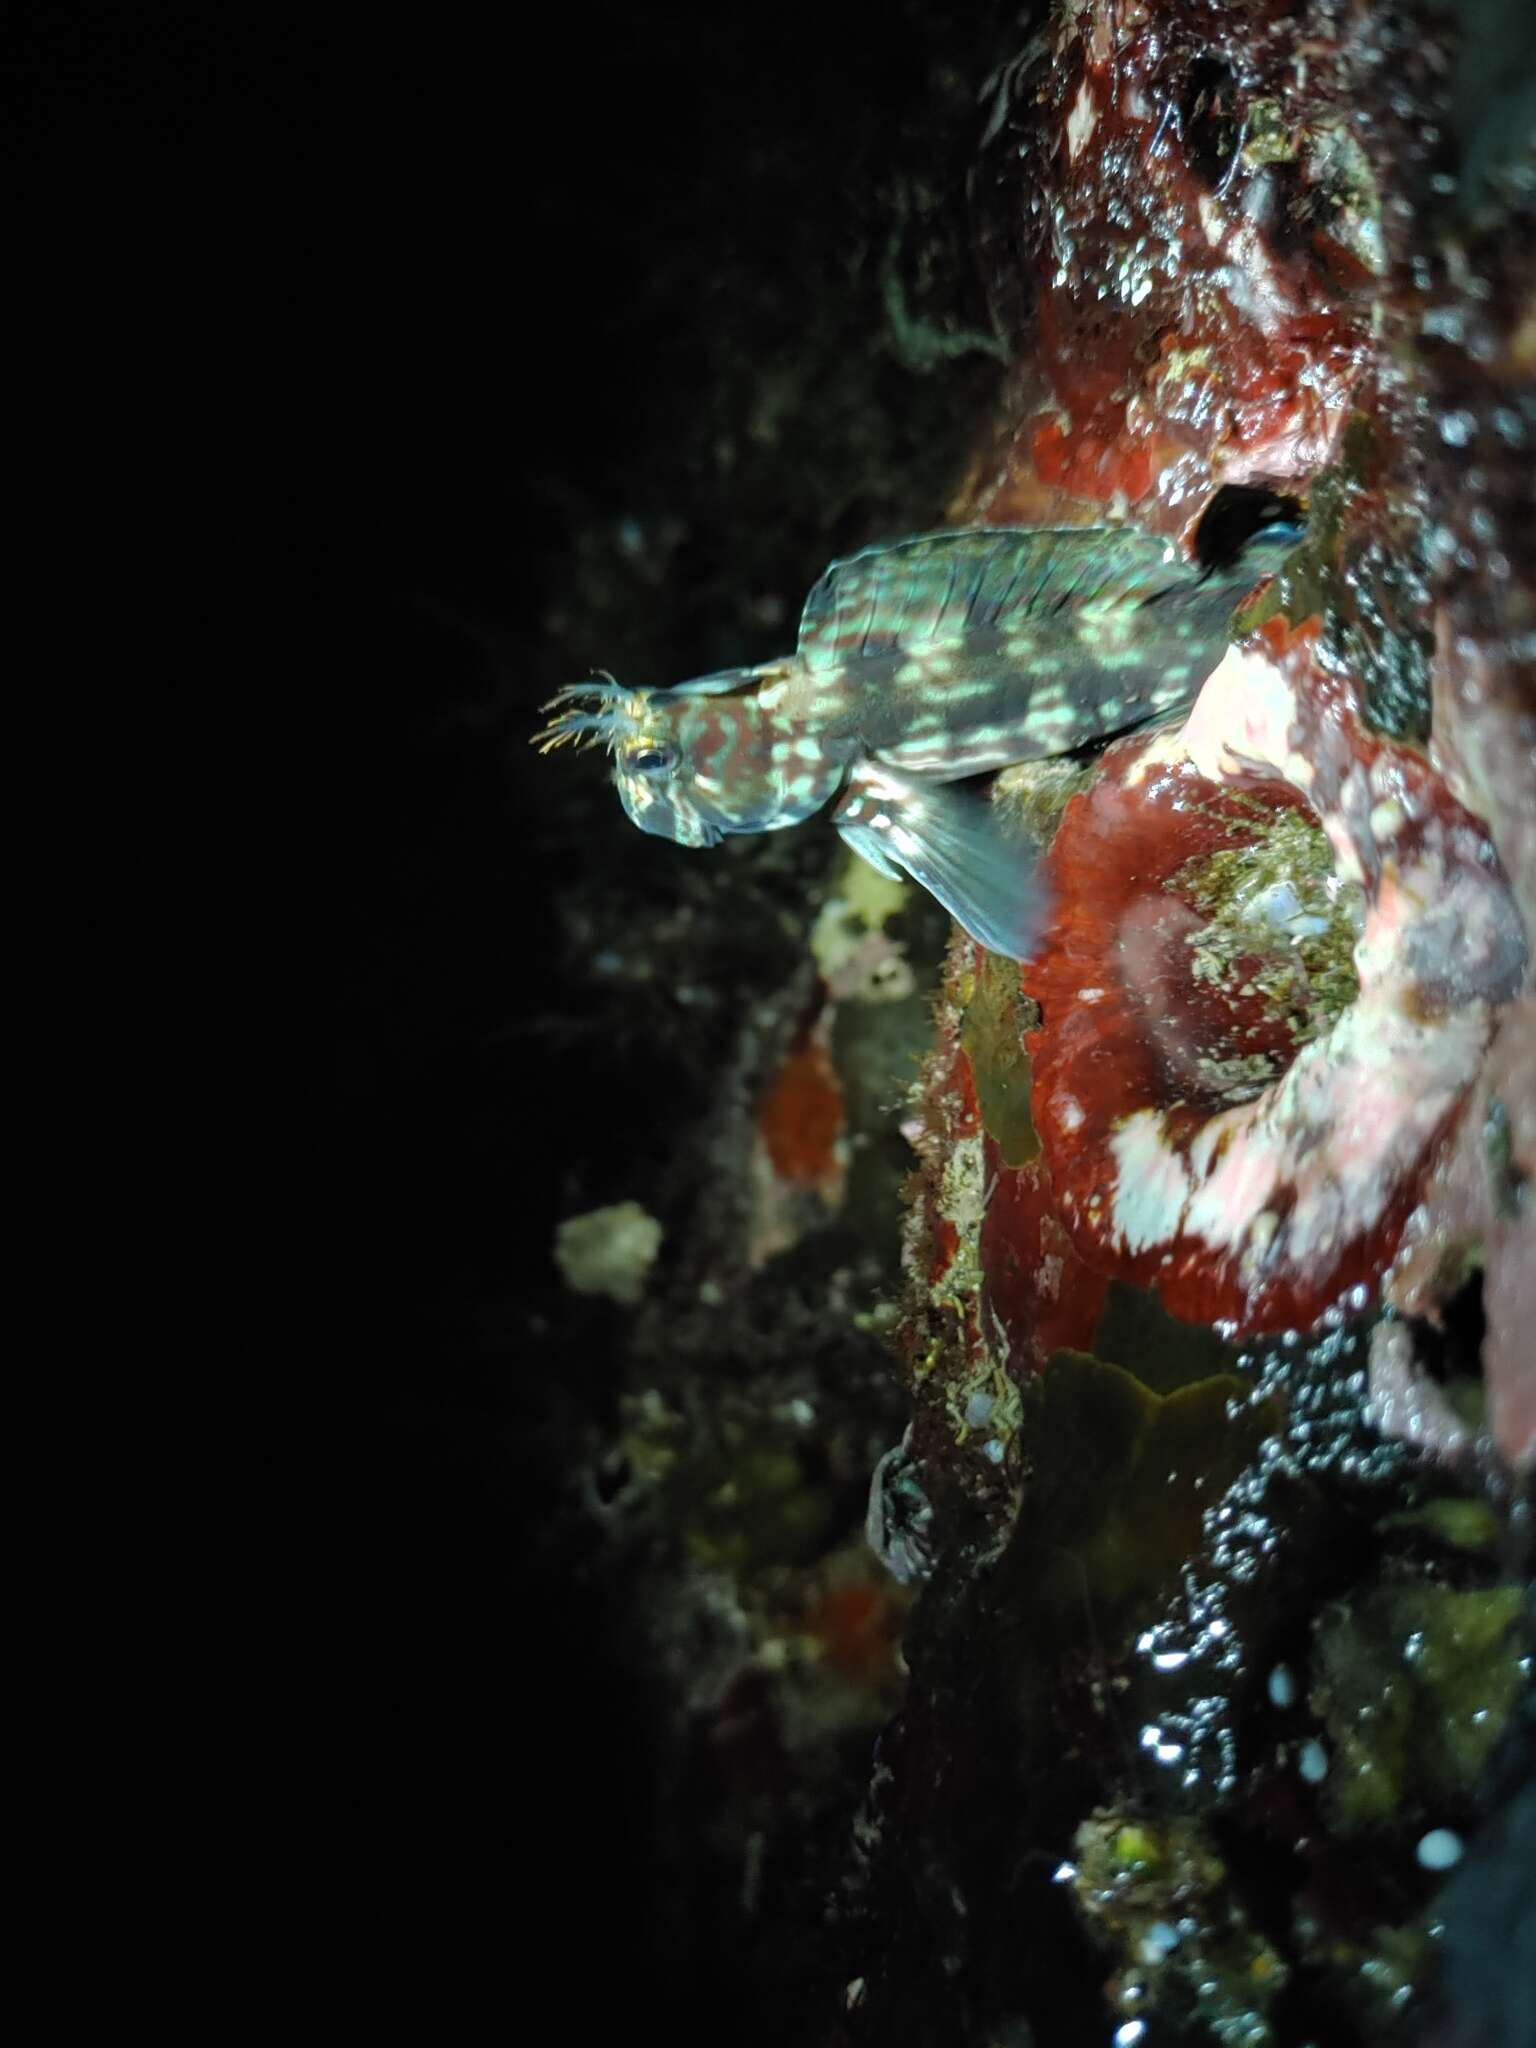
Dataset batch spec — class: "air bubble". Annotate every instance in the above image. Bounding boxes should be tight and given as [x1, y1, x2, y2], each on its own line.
[1416, 1827, 1463, 1871]
[1298, 1739, 1329, 1783]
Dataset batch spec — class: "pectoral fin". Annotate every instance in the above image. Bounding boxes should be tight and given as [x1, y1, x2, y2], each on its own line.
[838, 827, 903, 880]
[833, 765, 1049, 961]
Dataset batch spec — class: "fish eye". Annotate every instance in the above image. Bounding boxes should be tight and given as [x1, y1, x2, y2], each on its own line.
[630, 744, 676, 776]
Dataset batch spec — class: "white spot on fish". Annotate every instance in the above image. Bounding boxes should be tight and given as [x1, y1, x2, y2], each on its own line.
[860, 770, 909, 804]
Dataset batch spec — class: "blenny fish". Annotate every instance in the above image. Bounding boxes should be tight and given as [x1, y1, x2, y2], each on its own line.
[536, 523, 1293, 958]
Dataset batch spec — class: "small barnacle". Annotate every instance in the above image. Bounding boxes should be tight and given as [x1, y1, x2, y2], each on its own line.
[865, 1427, 937, 1585]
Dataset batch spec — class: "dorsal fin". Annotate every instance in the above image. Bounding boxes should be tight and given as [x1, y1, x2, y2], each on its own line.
[796, 526, 1197, 673]
[669, 665, 773, 699]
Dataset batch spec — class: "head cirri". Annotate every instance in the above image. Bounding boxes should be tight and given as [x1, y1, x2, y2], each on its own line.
[534, 665, 830, 848]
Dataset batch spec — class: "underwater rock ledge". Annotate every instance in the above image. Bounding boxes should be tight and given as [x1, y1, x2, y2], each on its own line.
[1023, 616, 1524, 1339]
[847, 6, 1535, 2048]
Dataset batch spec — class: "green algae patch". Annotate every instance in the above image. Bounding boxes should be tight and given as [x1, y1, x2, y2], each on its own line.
[1090, 1279, 1245, 1396]
[832, 986, 941, 1245]
[1233, 416, 1370, 642]
[960, 950, 1039, 1167]
[1311, 1577, 1526, 1834]
[1306, 1919, 1431, 2041]
[993, 754, 1096, 846]
[1171, 800, 1362, 1071]
[1070, 1810, 1288, 2048]
[1378, 1497, 1503, 1554]
[1026, 1355, 1277, 1631]
[1234, 455, 1350, 641]
[682, 1442, 839, 1575]
[1240, 98, 1300, 170]
[988, 1352, 1281, 1666]
[1232, 415, 1431, 741]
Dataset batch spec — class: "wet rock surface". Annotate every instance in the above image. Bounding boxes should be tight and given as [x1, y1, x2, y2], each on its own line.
[347, 3, 1533, 2042]
[845, 5, 1535, 2045]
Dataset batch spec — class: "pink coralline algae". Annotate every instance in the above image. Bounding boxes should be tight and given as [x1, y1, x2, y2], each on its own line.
[1381, 186, 1536, 1470]
[1024, 616, 1524, 1336]
[902, 0, 1534, 1455]
[853, 11, 1535, 2047]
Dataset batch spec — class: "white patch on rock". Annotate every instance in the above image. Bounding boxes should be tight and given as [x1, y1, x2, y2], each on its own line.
[1066, 80, 1098, 161]
[1109, 1112, 1193, 1251]
[554, 1201, 664, 1306]
[1164, 644, 1313, 790]
[940, 1133, 989, 1241]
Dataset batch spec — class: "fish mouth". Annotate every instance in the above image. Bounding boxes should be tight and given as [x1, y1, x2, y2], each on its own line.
[631, 803, 723, 849]
[676, 819, 724, 848]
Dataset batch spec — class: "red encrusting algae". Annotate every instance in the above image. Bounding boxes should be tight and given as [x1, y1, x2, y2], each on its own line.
[958, 0, 1378, 539]
[1014, 619, 1523, 1337]
[979, 1135, 1110, 1371]
[758, 1030, 846, 1190]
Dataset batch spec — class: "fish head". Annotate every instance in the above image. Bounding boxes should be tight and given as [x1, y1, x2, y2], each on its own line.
[537, 665, 839, 847]
[612, 701, 727, 848]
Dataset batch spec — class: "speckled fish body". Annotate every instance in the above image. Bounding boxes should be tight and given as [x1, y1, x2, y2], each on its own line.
[536, 523, 1293, 957]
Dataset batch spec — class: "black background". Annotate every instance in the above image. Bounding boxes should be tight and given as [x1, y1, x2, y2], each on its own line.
[331, 3, 1010, 2029]
[12, 1, 1534, 2035]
